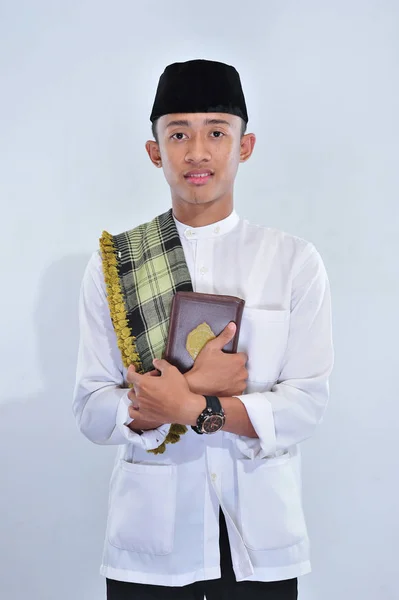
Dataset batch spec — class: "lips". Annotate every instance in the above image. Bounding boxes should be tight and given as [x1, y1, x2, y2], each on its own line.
[184, 170, 214, 185]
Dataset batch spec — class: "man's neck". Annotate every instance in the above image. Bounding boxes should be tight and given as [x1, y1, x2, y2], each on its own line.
[172, 198, 234, 227]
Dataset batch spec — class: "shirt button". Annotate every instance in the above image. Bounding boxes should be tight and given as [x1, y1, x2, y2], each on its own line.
[211, 473, 217, 481]
[200, 266, 208, 275]
[185, 229, 194, 238]
[214, 226, 220, 234]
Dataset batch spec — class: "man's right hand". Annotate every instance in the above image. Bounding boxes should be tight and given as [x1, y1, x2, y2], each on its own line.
[185, 322, 248, 397]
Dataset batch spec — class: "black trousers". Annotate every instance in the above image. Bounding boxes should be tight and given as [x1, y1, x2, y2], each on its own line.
[106, 511, 298, 600]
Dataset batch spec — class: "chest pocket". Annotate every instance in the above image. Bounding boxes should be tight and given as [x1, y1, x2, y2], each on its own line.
[238, 308, 290, 384]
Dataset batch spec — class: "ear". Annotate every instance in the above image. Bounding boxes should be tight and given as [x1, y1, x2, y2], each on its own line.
[239, 133, 256, 163]
[145, 140, 163, 168]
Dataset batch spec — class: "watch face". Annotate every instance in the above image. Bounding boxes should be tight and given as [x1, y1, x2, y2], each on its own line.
[203, 414, 224, 434]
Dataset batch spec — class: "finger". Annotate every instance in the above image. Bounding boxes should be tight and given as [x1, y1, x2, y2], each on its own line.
[236, 351, 248, 364]
[126, 363, 137, 383]
[152, 358, 171, 374]
[128, 404, 140, 419]
[145, 369, 160, 377]
[210, 322, 237, 350]
[127, 389, 140, 406]
[127, 370, 142, 386]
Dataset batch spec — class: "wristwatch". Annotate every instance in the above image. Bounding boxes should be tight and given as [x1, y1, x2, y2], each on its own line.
[191, 396, 226, 435]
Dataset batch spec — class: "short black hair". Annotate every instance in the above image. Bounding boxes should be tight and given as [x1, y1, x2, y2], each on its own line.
[151, 118, 247, 144]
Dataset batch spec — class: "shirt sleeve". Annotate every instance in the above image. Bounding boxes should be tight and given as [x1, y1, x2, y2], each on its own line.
[233, 244, 334, 459]
[72, 251, 169, 448]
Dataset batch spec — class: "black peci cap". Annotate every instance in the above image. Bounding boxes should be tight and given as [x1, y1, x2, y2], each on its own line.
[150, 59, 248, 123]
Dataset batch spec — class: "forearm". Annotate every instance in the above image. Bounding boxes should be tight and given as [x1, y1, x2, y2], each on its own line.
[180, 392, 258, 438]
[73, 382, 171, 450]
[220, 396, 258, 438]
[127, 411, 166, 433]
[234, 373, 331, 458]
[73, 383, 130, 445]
[184, 370, 202, 395]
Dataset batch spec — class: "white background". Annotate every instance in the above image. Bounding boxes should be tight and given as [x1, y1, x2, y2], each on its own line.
[1, 1, 398, 598]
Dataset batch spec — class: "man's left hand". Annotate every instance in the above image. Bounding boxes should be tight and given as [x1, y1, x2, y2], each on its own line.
[127, 359, 204, 425]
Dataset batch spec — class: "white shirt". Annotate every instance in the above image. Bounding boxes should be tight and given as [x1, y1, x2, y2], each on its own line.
[73, 210, 334, 586]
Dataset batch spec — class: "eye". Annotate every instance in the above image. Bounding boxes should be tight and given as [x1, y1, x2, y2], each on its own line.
[171, 132, 187, 140]
[210, 131, 224, 138]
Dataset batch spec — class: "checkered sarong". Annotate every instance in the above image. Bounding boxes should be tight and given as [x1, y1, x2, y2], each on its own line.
[100, 209, 193, 453]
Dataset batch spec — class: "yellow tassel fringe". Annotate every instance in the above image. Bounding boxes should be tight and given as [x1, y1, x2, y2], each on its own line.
[100, 231, 143, 373]
[99, 231, 187, 455]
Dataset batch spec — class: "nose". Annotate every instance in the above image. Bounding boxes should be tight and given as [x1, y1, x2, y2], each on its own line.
[185, 134, 211, 164]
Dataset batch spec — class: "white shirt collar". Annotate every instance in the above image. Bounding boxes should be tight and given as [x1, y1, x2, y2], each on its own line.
[173, 209, 240, 241]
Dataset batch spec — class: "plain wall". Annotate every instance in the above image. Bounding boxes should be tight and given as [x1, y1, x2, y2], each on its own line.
[1, 1, 398, 598]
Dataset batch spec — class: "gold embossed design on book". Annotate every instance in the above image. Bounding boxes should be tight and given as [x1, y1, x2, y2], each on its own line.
[186, 323, 216, 360]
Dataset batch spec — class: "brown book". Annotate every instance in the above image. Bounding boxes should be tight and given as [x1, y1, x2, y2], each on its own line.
[164, 291, 245, 373]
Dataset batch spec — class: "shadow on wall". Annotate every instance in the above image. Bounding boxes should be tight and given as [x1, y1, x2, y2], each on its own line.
[0, 254, 114, 600]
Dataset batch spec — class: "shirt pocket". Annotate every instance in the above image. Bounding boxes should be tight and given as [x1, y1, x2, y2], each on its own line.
[237, 453, 307, 551]
[107, 460, 177, 555]
[238, 308, 290, 383]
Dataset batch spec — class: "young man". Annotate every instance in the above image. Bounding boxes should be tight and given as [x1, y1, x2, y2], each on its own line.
[73, 59, 334, 600]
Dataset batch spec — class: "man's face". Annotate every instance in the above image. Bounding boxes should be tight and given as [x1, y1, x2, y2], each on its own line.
[146, 113, 255, 210]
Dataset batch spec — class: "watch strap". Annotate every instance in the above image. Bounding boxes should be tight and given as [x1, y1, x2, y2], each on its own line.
[205, 395, 223, 413]
[191, 395, 224, 435]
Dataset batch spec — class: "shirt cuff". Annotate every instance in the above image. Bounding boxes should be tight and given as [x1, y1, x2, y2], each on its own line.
[116, 392, 170, 451]
[233, 392, 277, 459]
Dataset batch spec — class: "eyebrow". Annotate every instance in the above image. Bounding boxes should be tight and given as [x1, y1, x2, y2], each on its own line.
[165, 118, 232, 129]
